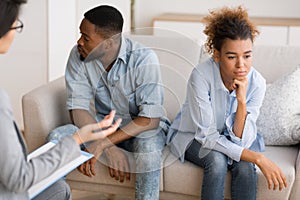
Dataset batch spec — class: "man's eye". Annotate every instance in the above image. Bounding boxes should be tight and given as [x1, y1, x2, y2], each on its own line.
[245, 55, 252, 59]
[228, 56, 235, 59]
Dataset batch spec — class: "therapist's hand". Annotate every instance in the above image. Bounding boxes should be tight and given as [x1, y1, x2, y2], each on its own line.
[73, 110, 121, 145]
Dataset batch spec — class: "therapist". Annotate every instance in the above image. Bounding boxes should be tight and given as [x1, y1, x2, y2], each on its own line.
[0, 0, 121, 199]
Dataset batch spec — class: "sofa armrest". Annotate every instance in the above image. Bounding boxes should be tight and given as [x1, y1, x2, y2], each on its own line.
[22, 76, 71, 153]
[290, 145, 300, 200]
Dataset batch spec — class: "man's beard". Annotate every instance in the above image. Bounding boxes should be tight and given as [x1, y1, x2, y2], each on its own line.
[80, 54, 85, 61]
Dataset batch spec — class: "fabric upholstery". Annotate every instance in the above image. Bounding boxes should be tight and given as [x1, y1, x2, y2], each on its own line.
[257, 66, 300, 145]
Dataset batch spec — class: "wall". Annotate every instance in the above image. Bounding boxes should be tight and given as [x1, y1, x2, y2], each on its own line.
[48, 0, 77, 82]
[0, 0, 48, 127]
[134, 0, 300, 29]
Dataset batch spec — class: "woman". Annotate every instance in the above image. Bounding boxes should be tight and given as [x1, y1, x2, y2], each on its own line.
[0, 0, 121, 199]
[166, 6, 287, 200]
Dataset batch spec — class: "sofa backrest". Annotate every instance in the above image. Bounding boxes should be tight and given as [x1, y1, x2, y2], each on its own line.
[129, 35, 300, 121]
[128, 35, 201, 121]
[252, 45, 300, 83]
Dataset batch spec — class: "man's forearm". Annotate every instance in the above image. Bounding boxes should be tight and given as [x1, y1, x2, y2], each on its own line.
[71, 109, 160, 150]
[70, 109, 96, 128]
[99, 117, 160, 149]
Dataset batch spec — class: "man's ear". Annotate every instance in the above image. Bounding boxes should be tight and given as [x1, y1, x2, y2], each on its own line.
[104, 38, 114, 49]
[213, 48, 220, 63]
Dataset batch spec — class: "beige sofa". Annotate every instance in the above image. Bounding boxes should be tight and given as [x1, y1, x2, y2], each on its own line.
[22, 35, 300, 200]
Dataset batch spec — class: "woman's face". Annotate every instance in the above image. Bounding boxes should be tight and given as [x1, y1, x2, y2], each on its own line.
[0, 20, 18, 54]
[214, 38, 253, 83]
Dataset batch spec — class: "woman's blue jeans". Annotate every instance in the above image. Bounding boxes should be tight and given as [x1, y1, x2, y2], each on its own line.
[185, 139, 257, 200]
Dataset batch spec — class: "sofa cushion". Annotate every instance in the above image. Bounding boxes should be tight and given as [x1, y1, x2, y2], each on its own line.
[67, 161, 135, 194]
[127, 35, 201, 121]
[290, 146, 300, 200]
[163, 146, 298, 199]
[257, 66, 300, 145]
[252, 46, 300, 83]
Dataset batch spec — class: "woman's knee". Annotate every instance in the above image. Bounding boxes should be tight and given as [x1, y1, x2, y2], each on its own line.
[202, 151, 228, 174]
[232, 161, 256, 178]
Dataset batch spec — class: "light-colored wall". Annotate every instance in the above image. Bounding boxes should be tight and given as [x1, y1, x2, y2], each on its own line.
[134, 0, 300, 28]
[0, 0, 48, 127]
[48, 0, 77, 82]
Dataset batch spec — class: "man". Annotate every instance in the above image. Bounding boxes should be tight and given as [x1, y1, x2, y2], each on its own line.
[48, 5, 169, 200]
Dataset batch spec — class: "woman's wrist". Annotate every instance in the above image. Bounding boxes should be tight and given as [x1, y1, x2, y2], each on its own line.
[72, 132, 83, 145]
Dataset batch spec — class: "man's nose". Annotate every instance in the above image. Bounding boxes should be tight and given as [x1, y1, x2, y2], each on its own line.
[77, 36, 83, 46]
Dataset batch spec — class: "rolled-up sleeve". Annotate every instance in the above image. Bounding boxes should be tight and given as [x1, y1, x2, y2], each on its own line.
[225, 78, 266, 149]
[65, 46, 93, 111]
[134, 52, 164, 118]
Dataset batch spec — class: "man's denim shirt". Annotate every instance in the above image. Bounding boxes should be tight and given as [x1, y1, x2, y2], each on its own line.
[65, 36, 167, 128]
[167, 58, 266, 163]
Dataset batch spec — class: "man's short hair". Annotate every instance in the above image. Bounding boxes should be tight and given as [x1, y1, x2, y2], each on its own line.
[84, 5, 123, 38]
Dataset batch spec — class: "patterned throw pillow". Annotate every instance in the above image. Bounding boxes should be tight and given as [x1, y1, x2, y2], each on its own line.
[257, 66, 300, 145]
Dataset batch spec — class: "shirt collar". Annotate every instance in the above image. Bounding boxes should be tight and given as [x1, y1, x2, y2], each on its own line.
[116, 35, 127, 64]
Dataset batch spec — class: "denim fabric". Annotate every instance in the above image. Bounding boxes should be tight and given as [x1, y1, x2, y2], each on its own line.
[117, 129, 166, 200]
[33, 179, 71, 200]
[48, 124, 166, 200]
[185, 139, 257, 200]
[47, 124, 78, 143]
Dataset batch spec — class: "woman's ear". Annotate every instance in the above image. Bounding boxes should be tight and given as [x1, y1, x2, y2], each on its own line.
[212, 48, 220, 63]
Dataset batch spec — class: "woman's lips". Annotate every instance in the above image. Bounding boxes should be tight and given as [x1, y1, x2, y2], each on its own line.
[234, 71, 247, 76]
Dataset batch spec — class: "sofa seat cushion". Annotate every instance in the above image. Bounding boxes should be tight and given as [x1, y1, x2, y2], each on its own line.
[290, 145, 300, 199]
[67, 158, 165, 192]
[256, 145, 299, 200]
[67, 162, 135, 190]
[163, 146, 298, 199]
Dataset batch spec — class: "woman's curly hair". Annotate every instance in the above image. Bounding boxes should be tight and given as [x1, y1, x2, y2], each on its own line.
[203, 6, 259, 54]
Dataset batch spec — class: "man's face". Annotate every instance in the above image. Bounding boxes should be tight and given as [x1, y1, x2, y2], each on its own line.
[77, 18, 105, 61]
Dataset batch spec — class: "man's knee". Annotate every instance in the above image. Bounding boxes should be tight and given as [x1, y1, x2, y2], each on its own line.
[47, 124, 79, 143]
[133, 130, 165, 153]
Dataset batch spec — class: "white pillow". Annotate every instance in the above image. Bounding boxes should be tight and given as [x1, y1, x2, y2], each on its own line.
[257, 66, 300, 145]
